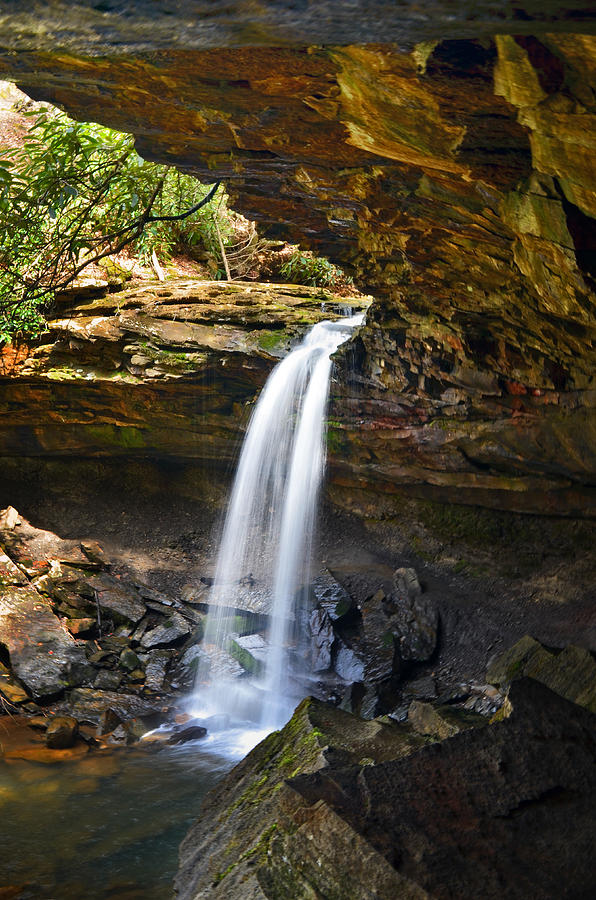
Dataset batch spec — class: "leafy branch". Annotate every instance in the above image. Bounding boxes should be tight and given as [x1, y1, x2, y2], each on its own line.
[0, 104, 226, 341]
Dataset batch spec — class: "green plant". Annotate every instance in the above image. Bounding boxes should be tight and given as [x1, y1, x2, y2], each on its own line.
[0, 104, 225, 340]
[278, 249, 348, 288]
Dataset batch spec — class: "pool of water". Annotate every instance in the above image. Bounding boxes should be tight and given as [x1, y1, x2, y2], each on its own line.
[0, 732, 248, 900]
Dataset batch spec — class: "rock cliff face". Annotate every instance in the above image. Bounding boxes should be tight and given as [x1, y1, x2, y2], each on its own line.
[0, 3, 595, 514]
[0, 281, 361, 460]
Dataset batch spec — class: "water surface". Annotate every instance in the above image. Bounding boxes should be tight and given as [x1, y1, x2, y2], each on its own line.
[0, 736, 240, 899]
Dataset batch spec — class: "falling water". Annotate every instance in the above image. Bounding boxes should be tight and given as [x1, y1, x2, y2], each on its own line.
[190, 312, 363, 735]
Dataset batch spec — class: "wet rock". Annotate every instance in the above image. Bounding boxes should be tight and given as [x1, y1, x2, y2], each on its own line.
[96, 708, 122, 736]
[311, 570, 356, 622]
[192, 646, 244, 682]
[105, 724, 128, 745]
[334, 640, 366, 683]
[144, 649, 174, 692]
[87, 649, 116, 667]
[0, 662, 29, 705]
[167, 725, 207, 744]
[84, 573, 146, 625]
[66, 617, 96, 636]
[308, 607, 334, 672]
[26, 715, 49, 730]
[100, 635, 131, 653]
[46, 715, 79, 749]
[68, 688, 168, 726]
[227, 633, 267, 676]
[140, 612, 190, 649]
[0, 584, 89, 699]
[174, 644, 203, 689]
[130, 617, 151, 643]
[333, 585, 401, 688]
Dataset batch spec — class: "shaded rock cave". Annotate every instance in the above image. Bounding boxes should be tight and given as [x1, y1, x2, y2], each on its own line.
[0, 3, 595, 899]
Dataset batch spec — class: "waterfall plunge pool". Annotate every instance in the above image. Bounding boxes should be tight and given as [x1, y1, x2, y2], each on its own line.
[0, 734, 246, 900]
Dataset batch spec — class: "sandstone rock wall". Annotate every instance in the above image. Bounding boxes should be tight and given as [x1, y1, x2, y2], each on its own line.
[0, 4, 595, 514]
[0, 281, 361, 460]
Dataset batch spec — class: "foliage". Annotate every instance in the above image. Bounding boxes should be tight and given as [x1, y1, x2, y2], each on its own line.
[0, 105, 225, 341]
[278, 249, 349, 288]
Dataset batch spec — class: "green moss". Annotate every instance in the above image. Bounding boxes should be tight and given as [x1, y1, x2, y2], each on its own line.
[213, 824, 278, 886]
[428, 417, 457, 432]
[226, 699, 325, 817]
[258, 330, 287, 352]
[85, 424, 146, 449]
[226, 637, 263, 676]
[326, 423, 348, 456]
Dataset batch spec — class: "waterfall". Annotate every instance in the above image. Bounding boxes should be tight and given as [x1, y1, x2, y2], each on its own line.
[190, 313, 363, 734]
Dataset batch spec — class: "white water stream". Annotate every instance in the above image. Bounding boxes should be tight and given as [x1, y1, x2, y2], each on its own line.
[188, 313, 362, 744]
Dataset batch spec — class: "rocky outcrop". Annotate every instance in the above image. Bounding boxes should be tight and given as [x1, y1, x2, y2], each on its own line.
[0, 281, 363, 460]
[0, 8, 595, 514]
[175, 678, 596, 899]
[487, 634, 596, 711]
[0, 506, 204, 720]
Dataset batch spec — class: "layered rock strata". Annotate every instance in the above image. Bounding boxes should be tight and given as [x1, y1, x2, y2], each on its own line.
[0, 10, 595, 513]
[175, 679, 596, 900]
[0, 506, 205, 727]
[0, 281, 362, 460]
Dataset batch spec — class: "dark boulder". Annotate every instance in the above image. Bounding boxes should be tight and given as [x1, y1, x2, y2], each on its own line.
[167, 725, 207, 745]
[176, 679, 596, 899]
[45, 715, 79, 749]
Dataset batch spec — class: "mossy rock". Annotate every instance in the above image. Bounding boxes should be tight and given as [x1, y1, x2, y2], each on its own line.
[487, 637, 596, 713]
[176, 697, 429, 898]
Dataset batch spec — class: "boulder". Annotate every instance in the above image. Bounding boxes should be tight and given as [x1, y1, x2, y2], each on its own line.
[174, 644, 203, 690]
[119, 647, 141, 672]
[45, 715, 79, 749]
[227, 633, 267, 676]
[0, 547, 28, 588]
[0, 584, 90, 699]
[311, 571, 356, 622]
[0, 507, 101, 577]
[144, 649, 175, 692]
[176, 695, 426, 900]
[167, 725, 207, 745]
[487, 636, 596, 713]
[66, 617, 96, 636]
[68, 687, 168, 726]
[0, 662, 29, 705]
[140, 612, 191, 649]
[93, 670, 122, 691]
[96, 708, 123, 737]
[176, 680, 596, 899]
[407, 701, 485, 740]
[308, 607, 334, 672]
[387, 567, 438, 663]
[84, 572, 147, 625]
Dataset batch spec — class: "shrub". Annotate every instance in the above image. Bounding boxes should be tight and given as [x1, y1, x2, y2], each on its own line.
[0, 105, 225, 340]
